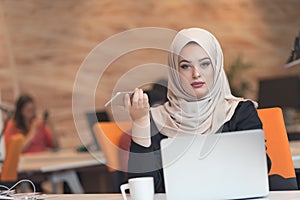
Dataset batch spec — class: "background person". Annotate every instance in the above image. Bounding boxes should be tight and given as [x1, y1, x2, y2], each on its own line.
[4, 94, 58, 153]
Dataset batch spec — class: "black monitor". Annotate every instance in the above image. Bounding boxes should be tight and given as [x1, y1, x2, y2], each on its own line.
[258, 76, 300, 109]
[85, 110, 110, 151]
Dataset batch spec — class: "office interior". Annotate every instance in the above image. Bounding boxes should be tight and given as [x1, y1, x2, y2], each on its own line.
[0, 0, 300, 195]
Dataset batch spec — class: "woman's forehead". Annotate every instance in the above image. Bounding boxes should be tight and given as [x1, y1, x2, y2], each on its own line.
[178, 43, 210, 60]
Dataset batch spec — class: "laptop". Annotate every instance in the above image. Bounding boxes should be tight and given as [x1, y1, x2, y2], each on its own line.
[160, 129, 269, 200]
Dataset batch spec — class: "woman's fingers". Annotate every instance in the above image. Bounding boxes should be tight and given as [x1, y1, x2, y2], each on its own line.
[143, 93, 149, 108]
[125, 88, 149, 110]
[131, 88, 140, 107]
[125, 88, 150, 122]
[124, 93, 131, 110]
[138, 89, 144, 107]
[131, 88, 148, 108]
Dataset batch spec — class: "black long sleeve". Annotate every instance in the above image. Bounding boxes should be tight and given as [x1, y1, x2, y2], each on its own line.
[128, 117, 167, 192]
[128, 100, 267, 192]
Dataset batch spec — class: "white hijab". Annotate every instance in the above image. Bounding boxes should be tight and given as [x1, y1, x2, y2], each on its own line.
[151, 28, 251, 138]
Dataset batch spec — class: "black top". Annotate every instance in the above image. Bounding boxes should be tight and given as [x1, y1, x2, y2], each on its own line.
[128, 101, 271, 192]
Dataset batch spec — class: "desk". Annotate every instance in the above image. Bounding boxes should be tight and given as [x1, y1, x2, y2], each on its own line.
[18, 150, 105, 194]
[37, 191, 300, 200]
[19, 150, 104, 172]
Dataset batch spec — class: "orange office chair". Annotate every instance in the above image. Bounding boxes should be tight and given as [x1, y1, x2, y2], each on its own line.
[257, 107, 298, 190]
[0, 134, 24, 182]
[93, 122, 132, 192]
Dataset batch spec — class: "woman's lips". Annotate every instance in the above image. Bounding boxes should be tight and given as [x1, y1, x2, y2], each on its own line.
[191, 81, 205, 88]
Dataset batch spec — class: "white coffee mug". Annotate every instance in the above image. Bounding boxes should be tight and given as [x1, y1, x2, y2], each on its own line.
[120, 177, 154, 200]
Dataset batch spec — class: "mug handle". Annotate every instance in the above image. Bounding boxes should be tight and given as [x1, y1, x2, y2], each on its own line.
[120, 183, 129, 200]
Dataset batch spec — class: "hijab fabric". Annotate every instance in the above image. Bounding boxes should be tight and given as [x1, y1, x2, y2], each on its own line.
[151, 28, 250, 138]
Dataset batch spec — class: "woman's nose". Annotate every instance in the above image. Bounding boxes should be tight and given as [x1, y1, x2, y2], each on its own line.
[192, 66, 201, 78]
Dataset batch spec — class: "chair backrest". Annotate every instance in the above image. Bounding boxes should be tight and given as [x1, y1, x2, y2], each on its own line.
[85, 110, 110, 151]
[93, 122, 132, 172]
[0, 134, 24, 181]
[257, 107, 298, 190]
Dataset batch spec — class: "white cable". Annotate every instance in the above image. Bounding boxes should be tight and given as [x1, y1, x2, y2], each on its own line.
[7, 179, 36, 194]
[0, 185, 10, 190]
[0, 179, 36, 198]
[0, 185, 10, 194]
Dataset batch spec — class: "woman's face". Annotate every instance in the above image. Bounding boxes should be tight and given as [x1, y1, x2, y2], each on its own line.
[21, 102, 36, 122]
[178, 43, 214, 99]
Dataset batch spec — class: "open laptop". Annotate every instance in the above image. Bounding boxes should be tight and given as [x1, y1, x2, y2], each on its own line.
[160, 129, 269, 200]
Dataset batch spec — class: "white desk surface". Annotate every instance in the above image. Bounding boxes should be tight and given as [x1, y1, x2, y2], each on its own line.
[39, 191, 300, 200]
[18, 150, 105, 173]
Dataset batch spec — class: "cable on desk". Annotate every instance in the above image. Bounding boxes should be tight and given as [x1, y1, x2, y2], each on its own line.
[0, 179, 37, 199]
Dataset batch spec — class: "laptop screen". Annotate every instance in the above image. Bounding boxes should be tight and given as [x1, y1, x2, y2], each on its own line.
[160, 129, 269, 200]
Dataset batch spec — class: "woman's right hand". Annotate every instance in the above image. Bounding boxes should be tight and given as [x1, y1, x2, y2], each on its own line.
[124, 88, 150, 127]
[23, 118, 41, 151]
[30, 118, 41, 133]
[27, 118, 43, 140]
[124, 88, 151, 147]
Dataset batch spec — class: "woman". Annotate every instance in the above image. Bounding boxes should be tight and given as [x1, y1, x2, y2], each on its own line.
[4, 94, 57, 153]
[125, 28, 270, 192]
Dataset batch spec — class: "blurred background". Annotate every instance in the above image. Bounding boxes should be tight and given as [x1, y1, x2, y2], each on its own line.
[0, 0, 299, 149]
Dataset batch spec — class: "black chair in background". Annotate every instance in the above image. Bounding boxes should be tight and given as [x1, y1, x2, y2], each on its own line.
[258, 75, 300, 141]
[258, 76, 300, 109]
[85, 110, 110, 151]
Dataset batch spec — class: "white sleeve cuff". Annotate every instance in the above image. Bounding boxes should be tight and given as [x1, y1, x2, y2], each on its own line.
[132, 122, 151, 147]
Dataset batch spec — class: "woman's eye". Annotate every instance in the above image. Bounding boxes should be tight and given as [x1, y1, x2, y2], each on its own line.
[180, 64, 190, 69]
[200, 62, 211, 68]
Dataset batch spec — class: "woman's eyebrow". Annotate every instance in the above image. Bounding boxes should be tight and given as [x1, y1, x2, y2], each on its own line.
[179, 57, 210, 64]
[179, 59, 191, 64]
[199, 57, 210, 62]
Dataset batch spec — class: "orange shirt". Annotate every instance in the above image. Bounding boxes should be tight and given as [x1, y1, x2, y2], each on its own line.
[4, 119, 54, 153]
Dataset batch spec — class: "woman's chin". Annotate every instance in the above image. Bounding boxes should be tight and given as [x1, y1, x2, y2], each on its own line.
[193, 88, 208, 99]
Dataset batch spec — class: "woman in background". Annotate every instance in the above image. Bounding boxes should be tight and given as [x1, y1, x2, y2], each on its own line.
[4, 94, 58, 153]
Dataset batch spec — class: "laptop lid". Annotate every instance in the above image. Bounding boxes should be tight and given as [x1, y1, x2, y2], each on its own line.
[160, 129, 269, 200]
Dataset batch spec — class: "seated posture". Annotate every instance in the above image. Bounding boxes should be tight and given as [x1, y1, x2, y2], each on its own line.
[125, 28, 272, 192]
[4, 94, 57, 153]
